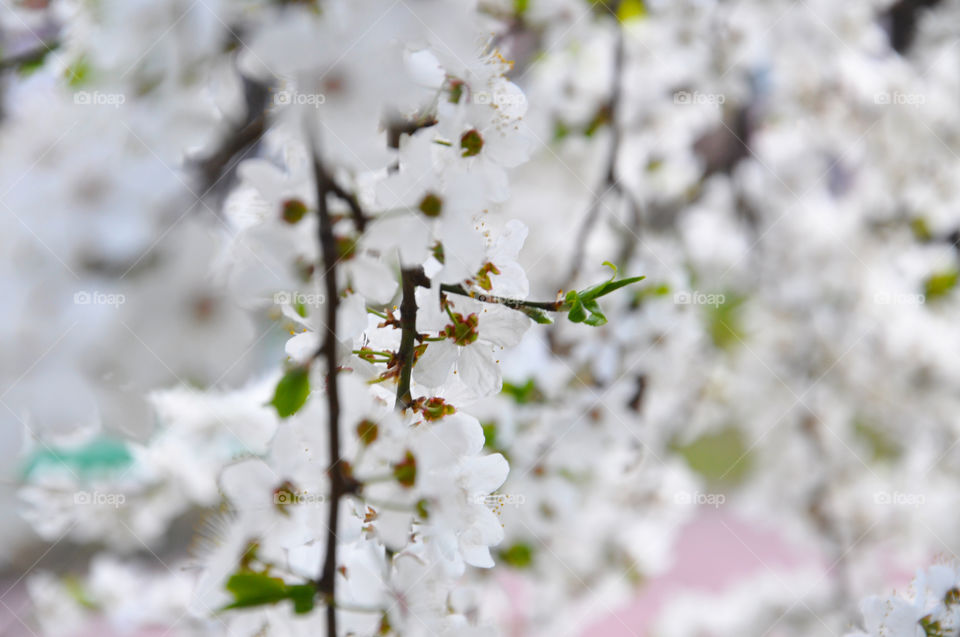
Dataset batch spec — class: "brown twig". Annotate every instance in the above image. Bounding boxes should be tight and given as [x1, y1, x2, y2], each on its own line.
[439, 283, 563, 312]
[395, 267, 430, 409]
[309, 134, 345, 637]
[564, 22, 625, 287]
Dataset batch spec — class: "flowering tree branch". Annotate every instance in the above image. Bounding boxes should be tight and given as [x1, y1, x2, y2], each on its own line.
[395, 267, 430, 409]
[194, 77, 270, 197]
[309, 136, 350, 636]
[565, 22, 626, 286]
[0, 42, 57, 72]
[439, 283, 563, 312]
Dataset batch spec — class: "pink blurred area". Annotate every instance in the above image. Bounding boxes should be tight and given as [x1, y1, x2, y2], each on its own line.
[582, 509, 814, 636]
[0, 509, 913, 637]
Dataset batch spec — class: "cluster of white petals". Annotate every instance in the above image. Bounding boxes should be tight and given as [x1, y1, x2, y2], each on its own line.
[6, 0, 960, 636]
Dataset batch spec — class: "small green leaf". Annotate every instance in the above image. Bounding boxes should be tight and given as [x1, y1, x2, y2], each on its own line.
[566, 296, 587, 323]
[224, 573, 316, 614]
[502, 379, 545, 404]
[582, 299, 607, 326]
[269, 366, 310, 418]
[616, 0, 646, 21]
[65, 57, 91, 87]
[500, 542, 534, 569]
[481, 422, 499, 449]
[521, 306, 553, 324]
[924, 269, 958, 300]
[224, 573, 289, 608]
[287, 585, 316, 614]
[583, 275, 647, 301]
[671, 426, 751, 485]
[416, 498, 430, 519]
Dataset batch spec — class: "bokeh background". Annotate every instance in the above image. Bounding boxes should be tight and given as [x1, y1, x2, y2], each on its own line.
[3, 0, 960, 635]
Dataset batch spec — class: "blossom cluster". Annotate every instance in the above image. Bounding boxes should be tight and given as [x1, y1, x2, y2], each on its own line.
[6, 0, 960, 636]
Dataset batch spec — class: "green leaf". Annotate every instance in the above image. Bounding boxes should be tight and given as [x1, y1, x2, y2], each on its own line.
[224, 573, 316, 614]
[707, 294, 745, 350]
[582, 299, 607, 326]
[224, 573, 288, 608]
[287, 585, 316, 614]
[616, 0, 646, 21]
[481, 422, 499, 449]
[924, 269, 958, 300]
[566, 296, 587, 323]
[521, 306, 553, 324]
[581, 275, 647, 301]
[501, 379, 545, 404]
[561, 263, 644, 326]
[671, 426, 751, 485]
[499, 542, 534, 569]
[269, 366, 311, 418]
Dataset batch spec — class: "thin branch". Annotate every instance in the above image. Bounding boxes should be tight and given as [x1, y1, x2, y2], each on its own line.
[193, 77, 270, 197]
[326, 179, 367, 233]
[440, 283, 563, 312]
[564, 22, 625, 287]
[0, 42, 57, 72]
[309, 134, 346, 637]
[395, 267, 430, 409]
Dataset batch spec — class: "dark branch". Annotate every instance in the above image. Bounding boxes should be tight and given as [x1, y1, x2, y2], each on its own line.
[326, 178, 367, 233]
[193, 77, 270, 198]
[309, 135, 344, 637]
[0, 42, 56, 72]
[440, 283, 563, 312]
[395, 267, 431, 409]
[564, 23, 625, 287]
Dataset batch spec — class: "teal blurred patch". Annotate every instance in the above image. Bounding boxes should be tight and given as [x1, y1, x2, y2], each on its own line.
[21, 436, 133, 480]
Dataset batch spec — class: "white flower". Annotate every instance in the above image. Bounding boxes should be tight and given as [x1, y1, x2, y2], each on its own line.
[415, 294, 531, 398]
